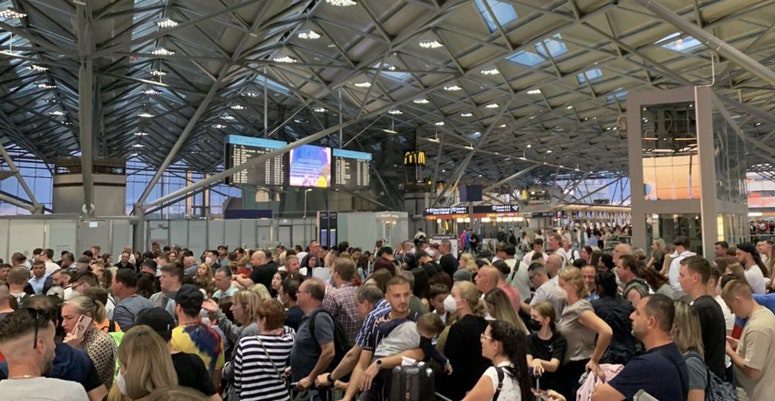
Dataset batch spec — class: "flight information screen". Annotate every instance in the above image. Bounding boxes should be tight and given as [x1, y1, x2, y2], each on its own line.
[225, 135, 287, 186]
[332, 149, 371, 189]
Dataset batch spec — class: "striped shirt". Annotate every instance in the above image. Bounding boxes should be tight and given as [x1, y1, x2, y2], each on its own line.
[234, 329, 296, 401]
[355, 298, 390, 347]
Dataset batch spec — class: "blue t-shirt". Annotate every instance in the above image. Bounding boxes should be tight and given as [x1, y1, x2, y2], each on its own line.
[608, 342, 688, 400]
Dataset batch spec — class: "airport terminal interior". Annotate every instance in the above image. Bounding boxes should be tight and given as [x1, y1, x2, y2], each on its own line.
[0, 1, 773, 401]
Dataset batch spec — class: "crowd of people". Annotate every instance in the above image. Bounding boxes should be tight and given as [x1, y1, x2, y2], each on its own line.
[0, 230, 773, 401]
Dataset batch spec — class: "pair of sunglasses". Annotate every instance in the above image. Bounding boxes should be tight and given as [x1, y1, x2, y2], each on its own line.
[24, 307, 55, 349]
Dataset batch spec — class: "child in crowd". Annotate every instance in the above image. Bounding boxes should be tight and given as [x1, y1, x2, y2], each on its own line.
[372, 312, 453, 375]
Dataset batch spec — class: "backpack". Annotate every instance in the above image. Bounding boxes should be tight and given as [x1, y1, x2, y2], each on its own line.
[308, 308, 349, 372]
[685, 353, 738, 401]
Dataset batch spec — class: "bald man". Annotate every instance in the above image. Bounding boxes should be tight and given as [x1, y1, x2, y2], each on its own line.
[612, 243, 633, 265]
[249, 250, 277, 290]
[475, 266, 499, 295]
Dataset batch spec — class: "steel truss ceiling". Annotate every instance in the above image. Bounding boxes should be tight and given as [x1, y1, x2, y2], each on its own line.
[0, 0, 772, 189]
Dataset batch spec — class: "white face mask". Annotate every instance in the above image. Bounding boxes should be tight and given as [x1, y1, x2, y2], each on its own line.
[443, 294, 458, 313]
[116, 370, 127, 395]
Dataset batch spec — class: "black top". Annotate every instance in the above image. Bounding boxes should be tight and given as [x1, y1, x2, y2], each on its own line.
[592, 295, 638, 364]
[692, 295, 727, 378]
[439, 254, 457, 277]
[608, 342, 688, 401]
[285, 305, 304, 331]
[172, 352, 217, 396]
[527, 332, 567, 391]
[440, 314, 490, 401]
[420, 336, 448, 366]
[250, 262, 277, 291]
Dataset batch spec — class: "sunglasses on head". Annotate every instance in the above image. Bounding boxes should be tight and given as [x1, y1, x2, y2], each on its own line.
[24, 307, 55, 349]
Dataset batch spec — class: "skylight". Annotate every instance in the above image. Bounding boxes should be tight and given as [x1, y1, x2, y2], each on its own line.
[536, 34, 568, 59]
[605, 88, 628, 104]
[657, 32, 703, 53]
[506, 34, 568, 67]
[577, 68, 603, 84]
[474, 0, 517, 33]
[372, 62, 410, 81]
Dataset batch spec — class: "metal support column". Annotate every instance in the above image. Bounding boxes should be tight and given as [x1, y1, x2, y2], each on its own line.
[76, 2, 95, 216]
[132, 203, 145, 252]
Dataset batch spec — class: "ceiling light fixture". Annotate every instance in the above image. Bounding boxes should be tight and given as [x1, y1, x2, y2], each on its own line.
[382, 128, 397, 134]
[150, 70, 167, 77]
[499, 124, 507, 128]
[388, 109, 402, 115]
[49, 111, 64, 116]
[29, 64, 48, 72]
[354, 82, 371, 88]
[460, 112, 473, 117]
[151, 48, 175, 56]
[435, 122, 444, 126]
[526, 89, 542, 95]
[298, 31, 321, 40]
[485, 103, 499, 109]
[138, 112, 153, 118]
[212, 124, 226, 129]
[37, 83, 56, 89]
[132, 143, 145, 148]
[566, 105, 573, 110]
[526, 144, 532, 148]
[313, 107, 326, 113]
[444, 85, 461, 91]
[325, 0, 356, 6]
[143, 88, 160, 95]
[273, 56, 297, 63]
[157, 18, 178, 28]
[221, 115, 235, 120]
[480, 68, 499, 75]
[230, 104, 246, 110]
[0, 9, 26, 19]
[464, 144, 475, 150]
[419, 40, 443, 49]
[413, 98, 429, 104]
[242, 91, 260, 98]
[134, 132, 149, 136]
[546, 149, 552, 153]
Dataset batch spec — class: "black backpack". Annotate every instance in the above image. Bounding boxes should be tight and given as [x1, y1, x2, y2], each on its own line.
[308, 308, 349, 372]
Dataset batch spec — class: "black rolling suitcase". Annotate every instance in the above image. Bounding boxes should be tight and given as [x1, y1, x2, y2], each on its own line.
[389, 363, 435, 401]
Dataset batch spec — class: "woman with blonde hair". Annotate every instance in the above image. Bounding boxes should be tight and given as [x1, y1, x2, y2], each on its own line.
[249, 283, 271, 300]
[62, 295, 117, 388]
[202, 289, 262, 400]
[484, 287, 528, 334]
[194, 263, 215, 295]
[672, 300, 707, 401]
[556, 267, 612, 400]
[115, 325, 178, 401]
[440, 281, 490, 401]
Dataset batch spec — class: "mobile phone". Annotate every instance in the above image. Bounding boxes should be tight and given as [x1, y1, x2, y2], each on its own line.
[73, 315, 93, 338]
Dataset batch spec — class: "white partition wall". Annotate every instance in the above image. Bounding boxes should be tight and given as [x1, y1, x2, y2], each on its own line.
[337, 212, 409, 251]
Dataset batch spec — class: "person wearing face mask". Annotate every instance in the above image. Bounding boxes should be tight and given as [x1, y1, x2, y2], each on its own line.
[439, 281, 490, 401]
[526, 302, 566, 395]
[115, 324, 178, 401]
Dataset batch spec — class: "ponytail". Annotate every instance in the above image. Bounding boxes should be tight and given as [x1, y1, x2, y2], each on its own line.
[66, 295, 106, 323]
[489, 320, 535, 401]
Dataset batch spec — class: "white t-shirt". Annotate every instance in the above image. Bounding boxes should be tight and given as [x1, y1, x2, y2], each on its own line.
[483, 362, 522, 401]
[0, 377, 89, 400]
[668, 250, 696, 295]
[744, 264, 766, 294]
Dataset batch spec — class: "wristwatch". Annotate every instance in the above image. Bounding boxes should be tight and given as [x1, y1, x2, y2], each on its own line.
[375, 358, 383, 368]
[326, 373, 335, 385]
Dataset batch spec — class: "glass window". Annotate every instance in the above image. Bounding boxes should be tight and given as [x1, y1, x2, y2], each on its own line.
[577, 68, 603, 84]
[657, 32, 703, 53]
[474, 0, 518, 33]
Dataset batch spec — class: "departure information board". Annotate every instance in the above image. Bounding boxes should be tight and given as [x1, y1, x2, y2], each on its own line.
[332, 149, 371, 189]
[225, 135, 287, 186]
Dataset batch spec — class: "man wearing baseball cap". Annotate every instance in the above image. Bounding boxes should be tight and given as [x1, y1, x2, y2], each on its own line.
[169, 284, 225, 389]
